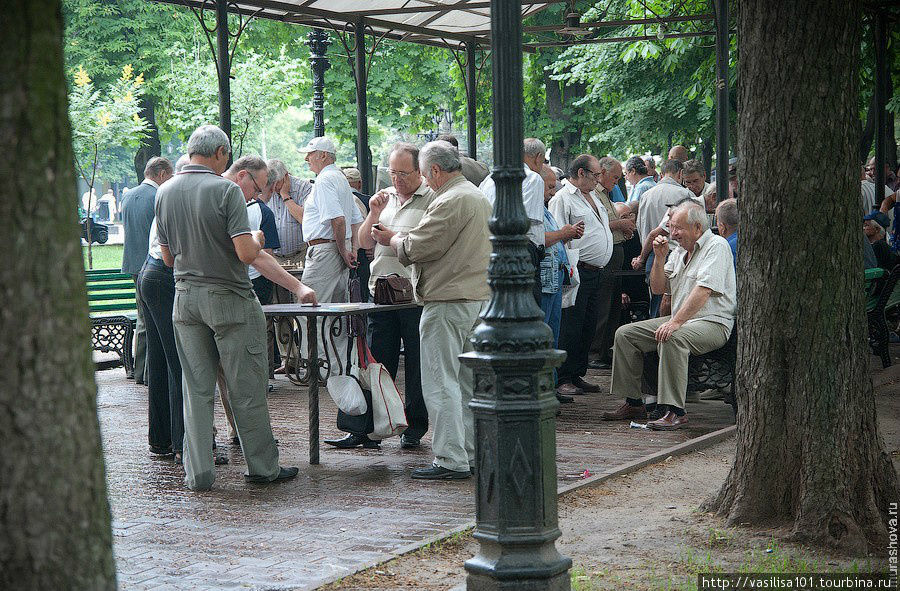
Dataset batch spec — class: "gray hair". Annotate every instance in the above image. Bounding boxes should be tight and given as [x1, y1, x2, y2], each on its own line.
[266, 158, 289, 186]
[672, 201, 709, 231]
[419, 140, 461, 174]
[144, 156, 172, 179]
[716, 198, 739, 229]
[390, 142, 420, 170]
[523, 138, 546, 158]
[174, 154, 190, 173]
[187, 125, 230, 158]
[682, 159, 706, 177]
[227, 155, 266, 176]
[598, 156, 620, 173]
[660, 159, 683, 177]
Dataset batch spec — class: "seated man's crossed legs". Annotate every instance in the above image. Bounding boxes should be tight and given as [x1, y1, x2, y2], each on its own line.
[602, 316, 728, 430]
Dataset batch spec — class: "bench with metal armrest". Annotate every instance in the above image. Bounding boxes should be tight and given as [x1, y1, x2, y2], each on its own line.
[86, 268, 136, 375]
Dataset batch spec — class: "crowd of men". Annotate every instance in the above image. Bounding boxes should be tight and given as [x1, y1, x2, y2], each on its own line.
[120, 123, 741, 490]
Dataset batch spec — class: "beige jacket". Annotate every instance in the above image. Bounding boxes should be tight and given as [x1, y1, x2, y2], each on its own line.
[398, 174, 492, 302]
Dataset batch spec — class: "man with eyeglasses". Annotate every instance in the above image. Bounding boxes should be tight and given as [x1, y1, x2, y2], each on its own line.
[155, 127, 315, 490]
[327, 143, 436, 451]
[548, 154, 614, 397]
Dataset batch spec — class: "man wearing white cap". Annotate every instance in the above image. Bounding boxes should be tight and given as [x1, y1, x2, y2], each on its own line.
[299, 136, 363, 303]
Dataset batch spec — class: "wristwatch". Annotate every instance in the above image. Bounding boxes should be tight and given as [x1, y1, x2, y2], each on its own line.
[282, 196, 291, 203]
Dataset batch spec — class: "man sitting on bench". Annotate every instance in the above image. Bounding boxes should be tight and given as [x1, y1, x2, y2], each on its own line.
[602, 201, 736, 430]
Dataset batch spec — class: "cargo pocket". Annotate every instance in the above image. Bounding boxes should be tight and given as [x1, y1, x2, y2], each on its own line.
[246, 341, 267, 372]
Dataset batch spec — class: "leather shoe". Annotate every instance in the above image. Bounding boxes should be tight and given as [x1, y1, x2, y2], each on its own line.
[324, 433, 380, 449]
[557, 383, 584, 396]
[411, 464, 471, 480]
[647, 406, 667, 421]
[648, 411, 689, 430]
[245, 466, 299, 483]
[588, 359, 611, 370]
[556, 393, 574, 404]
[573, 377, 601, 393]
[601, 402, 647, 421]
[400, 434, 421, 449]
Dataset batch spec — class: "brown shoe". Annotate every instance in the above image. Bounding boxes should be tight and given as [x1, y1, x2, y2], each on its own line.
[557, 383, 585, 396]
[648, 411, 688, 430]
[573, 376, 601, 393]
[601, 402, 647, 421]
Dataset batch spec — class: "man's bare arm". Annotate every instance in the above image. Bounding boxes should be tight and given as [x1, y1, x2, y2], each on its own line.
[251, 250, 317, 304]
[160, 245, 174, 267]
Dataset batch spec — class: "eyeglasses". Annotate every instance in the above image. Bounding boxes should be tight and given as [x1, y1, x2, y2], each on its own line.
[248, 173, 264, 198]
[588, 170, 602, 180]
[388, 169, 416, 179]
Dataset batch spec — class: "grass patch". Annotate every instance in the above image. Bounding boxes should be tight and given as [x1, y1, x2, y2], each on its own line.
[83, 244, 124, 271]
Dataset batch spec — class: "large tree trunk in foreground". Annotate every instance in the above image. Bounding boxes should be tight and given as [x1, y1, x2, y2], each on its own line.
[707, 0, 899, 554]
[0, 1, 116, 588]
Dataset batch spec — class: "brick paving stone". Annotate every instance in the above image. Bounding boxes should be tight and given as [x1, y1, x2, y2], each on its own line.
[96, 360, 733, 590]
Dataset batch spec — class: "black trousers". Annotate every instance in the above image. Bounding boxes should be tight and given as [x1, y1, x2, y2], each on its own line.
[366, 306, 428, 439]
[137, 256, 184, 453]
[528, 242, 544, 306]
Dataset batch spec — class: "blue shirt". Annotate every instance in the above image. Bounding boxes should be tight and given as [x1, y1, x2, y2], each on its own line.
[627, 176, 656, 204]
[610, 184, 626, 203]
[540, 208, 570, 294]
[726, 231, 738, 270]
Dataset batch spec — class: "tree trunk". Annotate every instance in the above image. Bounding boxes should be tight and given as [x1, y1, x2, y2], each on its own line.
[706, 0, 899, 554]
[134, 97, 161, 183]
[700, 137, 714, 177]
[860, 90, 877, 164]
[544, 71, 583, 171]
[0, 1, 117, 588]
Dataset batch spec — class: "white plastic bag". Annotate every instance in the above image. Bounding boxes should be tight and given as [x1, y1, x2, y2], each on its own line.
[369, 362, 408, 439]
[326, 367, 367, 416]
[561, 247, 580, 309]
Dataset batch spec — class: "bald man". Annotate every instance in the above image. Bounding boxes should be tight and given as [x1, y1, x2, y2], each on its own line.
[668, 145, 690, 163]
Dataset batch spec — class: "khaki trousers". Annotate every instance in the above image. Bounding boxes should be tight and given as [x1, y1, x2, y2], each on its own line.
[610, 316, 728, 409]
[172, 282, 280, 490]
[419, 300, 485, 472]
[301, 243, 349, 363]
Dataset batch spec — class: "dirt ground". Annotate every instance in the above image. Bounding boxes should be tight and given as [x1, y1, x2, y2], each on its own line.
[321, 363, 900, 591]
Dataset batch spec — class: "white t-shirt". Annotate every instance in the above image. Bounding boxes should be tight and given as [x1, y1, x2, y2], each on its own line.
[479, 164, 545, 247]
[247, 201, 263, 280]
[301, 164, 364, 243]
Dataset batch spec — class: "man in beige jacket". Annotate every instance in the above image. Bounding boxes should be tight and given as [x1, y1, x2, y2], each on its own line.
[372, 140, 491, 480]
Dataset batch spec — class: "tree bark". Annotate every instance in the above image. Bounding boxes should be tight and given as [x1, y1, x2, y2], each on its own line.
[134, 97, 161, 183]
[544, 71, 583, 172]
[0, 1, 117, 588]
[706, 0, 899, 554]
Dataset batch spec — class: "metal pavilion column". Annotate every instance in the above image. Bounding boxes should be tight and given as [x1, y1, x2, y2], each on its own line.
[874, 10, 887, 202]
[307, 28, 331, 138]
[461, 0, 571, 589]
[355, 20, 372, 193]
[466, 41, 478, 159]
[714, 0, 729, 202]
[215, 0, 231, 142]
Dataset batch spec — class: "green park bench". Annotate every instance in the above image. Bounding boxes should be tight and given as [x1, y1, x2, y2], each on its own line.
[87, 268, 137, 375]
[866, 265, 900, 369]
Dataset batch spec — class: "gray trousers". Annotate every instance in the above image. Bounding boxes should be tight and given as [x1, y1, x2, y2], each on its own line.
[172, 281, 280, 490]
[420, 300, 485, 472]
[132, 275, 148, 382]
[301, 242, 349, 363]
[611, 316, 728, 410]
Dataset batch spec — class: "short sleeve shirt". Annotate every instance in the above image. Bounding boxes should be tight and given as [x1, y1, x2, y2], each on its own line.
[478, 164, 545, 247]
[270, 175, 311, 256]
[246, 199, 280, 280]
[664, 229, 736, 336]
[302, 164, 360, 242]
[155, 164, 252, 290]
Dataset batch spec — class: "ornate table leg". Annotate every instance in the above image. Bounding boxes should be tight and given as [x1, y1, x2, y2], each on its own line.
[307, 315, 320, 465]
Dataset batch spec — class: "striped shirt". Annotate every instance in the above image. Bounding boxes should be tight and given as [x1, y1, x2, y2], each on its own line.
[269, 175, 311, 256]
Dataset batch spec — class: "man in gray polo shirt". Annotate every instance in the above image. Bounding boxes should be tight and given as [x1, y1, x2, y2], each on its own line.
[602, 201, 735, 430]
[156, 125, 309, 490]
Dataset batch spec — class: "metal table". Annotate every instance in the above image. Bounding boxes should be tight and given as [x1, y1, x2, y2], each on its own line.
[261, 302, 418, 465]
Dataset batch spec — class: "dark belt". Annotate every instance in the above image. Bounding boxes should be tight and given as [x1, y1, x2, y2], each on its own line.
[307, 238, 335, 247]
[577, 261, 603, 272]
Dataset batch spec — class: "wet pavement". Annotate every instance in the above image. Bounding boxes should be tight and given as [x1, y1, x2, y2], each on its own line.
[98, 363, 735, 590]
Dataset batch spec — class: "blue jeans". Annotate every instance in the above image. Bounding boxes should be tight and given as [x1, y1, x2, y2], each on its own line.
[540, 269, 565, 384]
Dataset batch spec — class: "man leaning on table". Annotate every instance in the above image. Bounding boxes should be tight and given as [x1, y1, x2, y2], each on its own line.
[372, 140, 491, 480]
[155, 124, 315, 491]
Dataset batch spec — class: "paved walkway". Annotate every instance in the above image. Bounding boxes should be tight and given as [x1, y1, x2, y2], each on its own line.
[98, 363, 735, 590]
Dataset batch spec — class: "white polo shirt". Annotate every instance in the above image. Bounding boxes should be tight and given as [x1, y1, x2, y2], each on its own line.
[301, 163, 363, 243]
[547, 179, 613, 268]
[479, 164, 545, 248]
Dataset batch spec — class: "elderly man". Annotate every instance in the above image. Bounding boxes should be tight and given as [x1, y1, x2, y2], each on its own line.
[122, 156, 174, 384]
[549, 154, 614, 396]
[682, 159, 714, 207]
[437, 133, 489, 186]
[300, 136, 363, 306]
[155, 125, 315, 490]
[330, 143, 439, 450]
[342, 166, 372, 302]
[668, 145, 691, 163]
[716, 198, 739, 269]
[372, 140, 491, 480]
[480, 138, 547, 304]
[602, 202, 736, 429]
[863, 211, 895, 270]
[644, 156, 659, 182]
[624, 156, 656, 207]
[538, 165, 582, 403]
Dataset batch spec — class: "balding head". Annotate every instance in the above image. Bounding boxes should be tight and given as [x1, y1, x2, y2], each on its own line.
[668, 145, 690, 163]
